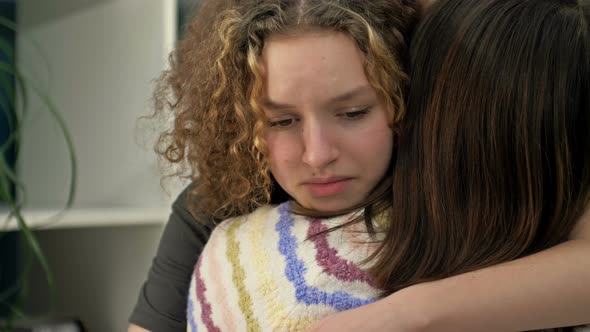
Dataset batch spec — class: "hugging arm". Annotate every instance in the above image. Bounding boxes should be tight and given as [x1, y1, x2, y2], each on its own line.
[399, 213, 590, 332]
[309, 211, 590, 332]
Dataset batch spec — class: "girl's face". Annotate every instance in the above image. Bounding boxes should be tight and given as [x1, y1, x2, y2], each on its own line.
[261, 31, 393, 212]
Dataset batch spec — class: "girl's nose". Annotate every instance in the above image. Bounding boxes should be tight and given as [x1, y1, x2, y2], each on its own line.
[301, 121, 339, 170]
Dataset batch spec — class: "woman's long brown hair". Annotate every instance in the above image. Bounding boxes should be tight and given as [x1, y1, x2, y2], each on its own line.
[369, 0, 590, 295]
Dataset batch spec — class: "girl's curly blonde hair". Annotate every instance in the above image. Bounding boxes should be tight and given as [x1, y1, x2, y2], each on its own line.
[154, 0, 420, 221]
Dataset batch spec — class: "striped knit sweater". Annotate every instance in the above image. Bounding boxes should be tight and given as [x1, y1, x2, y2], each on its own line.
[187, 202, 382, 332]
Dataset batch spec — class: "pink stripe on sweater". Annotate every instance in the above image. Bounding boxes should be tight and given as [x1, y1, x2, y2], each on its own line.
[194, 256, 221, 332]
[307, 220, 373, 284]
[206, 228, 238, 331]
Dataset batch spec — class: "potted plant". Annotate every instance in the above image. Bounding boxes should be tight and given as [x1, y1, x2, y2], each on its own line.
[0, 7, 77, 330]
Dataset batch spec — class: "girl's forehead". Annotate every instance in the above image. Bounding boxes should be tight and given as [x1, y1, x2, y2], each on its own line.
[261, 30, 363, 68]
[261, 31, 371, 105]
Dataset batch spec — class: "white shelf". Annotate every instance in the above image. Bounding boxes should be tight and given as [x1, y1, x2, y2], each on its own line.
[2, 207, 170, 231]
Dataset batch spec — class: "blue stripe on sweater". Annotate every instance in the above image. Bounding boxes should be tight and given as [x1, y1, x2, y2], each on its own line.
[187, 291, 198, 332]
[276, 203, 376, 311]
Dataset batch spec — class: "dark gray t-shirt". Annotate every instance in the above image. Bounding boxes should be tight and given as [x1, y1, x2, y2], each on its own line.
[129, 185, 216, 332]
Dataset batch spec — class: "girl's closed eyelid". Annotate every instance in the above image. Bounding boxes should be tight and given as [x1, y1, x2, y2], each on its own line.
[264, 106, 373, 128]
[266, 117, 298, 128]
[338, 107, 372, 120]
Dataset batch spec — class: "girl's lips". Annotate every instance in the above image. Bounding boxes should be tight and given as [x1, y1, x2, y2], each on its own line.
[303, 178, 352, 196]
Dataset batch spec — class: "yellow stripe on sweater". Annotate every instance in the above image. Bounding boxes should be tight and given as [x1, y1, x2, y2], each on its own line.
[226, 217, 261, 332]
[248, 209, 316, 331]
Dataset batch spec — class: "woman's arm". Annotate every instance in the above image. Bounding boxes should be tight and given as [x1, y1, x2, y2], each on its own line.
[127, 184, 216, 332]
[308, 210, 590, 332]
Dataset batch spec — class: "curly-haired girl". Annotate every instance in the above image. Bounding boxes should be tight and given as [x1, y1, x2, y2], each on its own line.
[129, 0, 590, 331]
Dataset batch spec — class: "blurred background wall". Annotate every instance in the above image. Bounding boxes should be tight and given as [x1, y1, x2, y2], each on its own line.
[4, 0, 201, 330]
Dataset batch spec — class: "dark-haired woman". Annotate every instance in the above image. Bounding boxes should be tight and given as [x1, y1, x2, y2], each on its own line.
[312, 0, 590, 331]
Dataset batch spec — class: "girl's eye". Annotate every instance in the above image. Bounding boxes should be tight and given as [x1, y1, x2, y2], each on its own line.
[267, 118, 296, 128]
[341, 108, 370, 120]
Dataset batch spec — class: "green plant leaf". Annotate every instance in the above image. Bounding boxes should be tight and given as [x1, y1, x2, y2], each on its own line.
[0, 17, 16, 31]
[0, 37, 14, 62]
[0, 74, 16, 132]
[0, 13, 76, 321]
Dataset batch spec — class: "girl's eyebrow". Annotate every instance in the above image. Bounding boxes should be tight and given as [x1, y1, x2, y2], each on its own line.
[326, 85, 374, 105]
[261, 85, 374, 111]
[261, 98, 295, 111]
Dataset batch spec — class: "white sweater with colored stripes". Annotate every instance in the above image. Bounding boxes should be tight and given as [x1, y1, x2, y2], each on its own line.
[187, 202, 381, 332]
